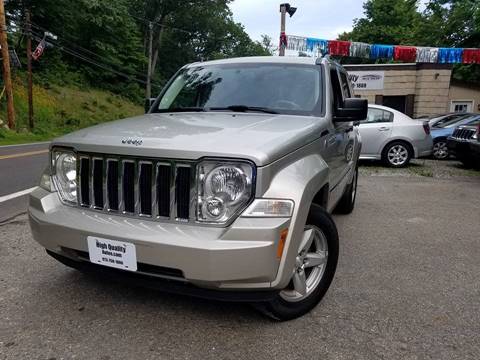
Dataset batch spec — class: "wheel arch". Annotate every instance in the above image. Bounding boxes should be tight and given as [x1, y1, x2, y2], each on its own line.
[381, 138, 415, 158]
[261, 154, 331, 289]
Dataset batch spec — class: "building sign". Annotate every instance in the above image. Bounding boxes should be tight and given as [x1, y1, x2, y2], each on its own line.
[348, 71, 385, 90]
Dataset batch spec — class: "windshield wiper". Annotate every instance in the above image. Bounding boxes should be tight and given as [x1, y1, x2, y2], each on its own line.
[155, 107, 206, 113]
[209, 105, 278, 114]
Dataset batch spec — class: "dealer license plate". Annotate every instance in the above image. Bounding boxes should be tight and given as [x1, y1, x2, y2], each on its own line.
[87, 236, 137, 272]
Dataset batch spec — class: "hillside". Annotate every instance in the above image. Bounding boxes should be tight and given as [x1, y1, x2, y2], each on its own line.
[0, 79, 143, 145]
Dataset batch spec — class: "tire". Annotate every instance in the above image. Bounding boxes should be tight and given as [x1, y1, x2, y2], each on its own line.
[382, 141, 412, 167]
[335, 166, 358, 214]
[255, 204, 339, 321]
[432, 139, 449, 160]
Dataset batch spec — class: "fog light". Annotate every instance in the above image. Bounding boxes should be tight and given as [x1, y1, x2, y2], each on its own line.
[205, 196, 226, 219]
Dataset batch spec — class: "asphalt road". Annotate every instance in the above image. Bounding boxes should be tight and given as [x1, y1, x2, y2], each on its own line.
[1, 174, 479, 359]
[0, 142, 49, 223]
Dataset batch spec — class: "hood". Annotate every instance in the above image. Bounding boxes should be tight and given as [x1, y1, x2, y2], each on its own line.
[52, 112, 324, 166]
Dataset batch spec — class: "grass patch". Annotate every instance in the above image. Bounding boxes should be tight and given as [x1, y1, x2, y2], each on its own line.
[0, 77, 143, 145]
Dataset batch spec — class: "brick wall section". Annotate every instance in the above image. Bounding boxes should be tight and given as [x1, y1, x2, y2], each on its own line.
[414, 69, 451, 117]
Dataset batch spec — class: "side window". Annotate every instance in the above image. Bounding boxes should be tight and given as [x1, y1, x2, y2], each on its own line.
[339, 71, 351, 99]
[366, 108, 393, 123]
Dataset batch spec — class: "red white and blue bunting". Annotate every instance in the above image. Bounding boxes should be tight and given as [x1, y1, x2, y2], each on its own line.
[285, 35, 480, 64]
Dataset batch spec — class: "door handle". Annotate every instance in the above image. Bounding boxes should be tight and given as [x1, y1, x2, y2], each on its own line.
[378, 127, 390, 131]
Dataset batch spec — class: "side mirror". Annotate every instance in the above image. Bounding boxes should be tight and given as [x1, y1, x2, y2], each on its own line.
[144, 98, 156, 113]
[334, 98, 368, 122]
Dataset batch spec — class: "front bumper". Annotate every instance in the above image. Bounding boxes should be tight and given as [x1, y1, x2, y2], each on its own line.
[447, 138, 470, 158]
[29, 188, 290, 291]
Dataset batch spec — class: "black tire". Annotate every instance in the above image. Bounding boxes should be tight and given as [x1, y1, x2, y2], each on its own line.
[255, 204, 339, 321]
[382, 140, 412, 167]
[432, 139, 449, 160]
[335, 167, 358, 214]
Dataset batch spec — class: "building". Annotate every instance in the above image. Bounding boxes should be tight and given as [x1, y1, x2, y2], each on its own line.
[343, 63, 480, 118]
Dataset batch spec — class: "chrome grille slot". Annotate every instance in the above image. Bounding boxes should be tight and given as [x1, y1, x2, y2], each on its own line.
[79, 157, 90, 206]
[106, 160, 119, 211]
[122, 161, 136, 213]
[175, 166, 191, 220]
[156, 164, 171, 217]
[139, 162, 153, 216]
[92, 159, 104, 209]
[77, 154, 194, 222]
[453, 128, 475, 140]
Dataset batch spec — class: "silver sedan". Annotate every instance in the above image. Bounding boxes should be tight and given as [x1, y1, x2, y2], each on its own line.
[358, 104, 433, 167]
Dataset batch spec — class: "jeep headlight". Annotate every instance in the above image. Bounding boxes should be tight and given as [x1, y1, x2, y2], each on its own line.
[197, 160, 254, 223]
[52, 150, 77, 204]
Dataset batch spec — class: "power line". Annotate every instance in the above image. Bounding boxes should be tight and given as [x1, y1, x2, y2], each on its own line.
[128, 12, 194, 35]
[28, 29, 161, 88]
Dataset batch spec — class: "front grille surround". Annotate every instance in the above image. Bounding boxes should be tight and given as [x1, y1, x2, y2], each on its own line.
[451, 128, 476, 140]
[76, 153, 196, 223]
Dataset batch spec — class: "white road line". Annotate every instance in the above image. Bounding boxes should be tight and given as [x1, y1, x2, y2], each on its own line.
[0, 141, 50, 149]
[0, 187, 37, 203]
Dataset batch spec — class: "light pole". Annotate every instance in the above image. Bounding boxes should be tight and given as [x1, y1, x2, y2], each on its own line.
[279, 3, 296, 56]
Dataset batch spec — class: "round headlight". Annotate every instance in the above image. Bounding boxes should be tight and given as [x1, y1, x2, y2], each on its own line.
[56, 153, 77, 182]
[206, 166, 248, 205]
[53, 152, 77, 203]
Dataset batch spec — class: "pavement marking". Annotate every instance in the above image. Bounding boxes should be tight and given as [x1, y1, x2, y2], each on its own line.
[0, 149, 49, 160]
[0, 187, 37, 203]
[0, 141, 50, 149]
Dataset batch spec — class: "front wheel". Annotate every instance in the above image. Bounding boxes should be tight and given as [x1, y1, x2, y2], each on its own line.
[432, 140, 449, 160]
[256, 205, 339, 321]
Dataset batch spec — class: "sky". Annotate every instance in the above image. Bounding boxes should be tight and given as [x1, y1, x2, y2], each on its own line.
[230, 0, 366, 42]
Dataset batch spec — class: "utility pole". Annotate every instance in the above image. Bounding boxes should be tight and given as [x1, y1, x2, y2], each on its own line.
[26, 9, 34, 129]
[145, 22, 153, 104]
[0, 0, 15, 129]
[279, 5, 286, 56]
[279, 3, 296, 57]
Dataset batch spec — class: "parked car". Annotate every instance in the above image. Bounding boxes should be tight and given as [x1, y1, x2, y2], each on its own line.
[28, 56, 368, 321]
[431, 114, 480, 160]
[358, 104, 432, 167]
[447, 120, 480, 168]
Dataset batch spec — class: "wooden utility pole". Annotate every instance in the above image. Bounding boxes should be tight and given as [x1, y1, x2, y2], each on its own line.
[26, 9, 34, 129]
[0, 0, 15, 129]
[145, 21, 153, 101]
[279, 4, 287, 56]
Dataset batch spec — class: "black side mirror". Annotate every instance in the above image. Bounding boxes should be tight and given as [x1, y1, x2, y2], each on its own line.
[334, 98, 368, 122]
[144, 98, 156, 113]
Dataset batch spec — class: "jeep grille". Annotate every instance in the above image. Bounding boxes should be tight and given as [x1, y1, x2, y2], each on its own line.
[451, 128, 476, 140]
[77, 154, 194, 222]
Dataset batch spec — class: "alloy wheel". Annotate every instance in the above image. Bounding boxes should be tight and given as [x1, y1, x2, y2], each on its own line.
[280, 226, 328, 303]
[387, 144, 409, 166]
[433, 141, 448, 159]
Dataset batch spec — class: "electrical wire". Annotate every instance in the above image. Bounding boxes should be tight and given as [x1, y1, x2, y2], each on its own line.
[28, 29, 162, 88]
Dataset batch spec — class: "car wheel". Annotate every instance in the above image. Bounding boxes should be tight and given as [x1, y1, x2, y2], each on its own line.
[335, 166, 358, 214]
[255, 204, 339, 321]
[432, 140, 449, 160]
[382, 141, 412, 167]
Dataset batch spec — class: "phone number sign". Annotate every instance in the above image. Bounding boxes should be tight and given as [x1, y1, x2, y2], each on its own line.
[348, 71, 385, 90]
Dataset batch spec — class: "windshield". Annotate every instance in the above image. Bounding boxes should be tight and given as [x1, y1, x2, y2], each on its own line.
[434, 115, 475, 128]
[155, 63, 322, 116]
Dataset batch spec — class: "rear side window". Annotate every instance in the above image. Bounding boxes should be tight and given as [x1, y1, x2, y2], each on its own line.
[365, 108, 393, 123]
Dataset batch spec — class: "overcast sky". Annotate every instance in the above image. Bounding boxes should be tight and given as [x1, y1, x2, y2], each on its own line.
[230, 0, 365, 42]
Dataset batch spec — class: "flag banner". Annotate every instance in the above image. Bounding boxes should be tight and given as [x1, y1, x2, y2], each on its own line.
[32, 39, 46, 61]
[285, 35, 480, 64]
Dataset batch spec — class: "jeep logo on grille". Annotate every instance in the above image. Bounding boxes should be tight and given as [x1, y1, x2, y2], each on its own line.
[122, 137, 143, 146]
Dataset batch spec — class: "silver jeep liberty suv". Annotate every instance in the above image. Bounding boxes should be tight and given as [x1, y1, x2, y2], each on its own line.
[29, 56, 367, 320]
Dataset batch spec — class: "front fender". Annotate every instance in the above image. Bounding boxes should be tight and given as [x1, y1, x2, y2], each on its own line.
[259, 154, 330, 289]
